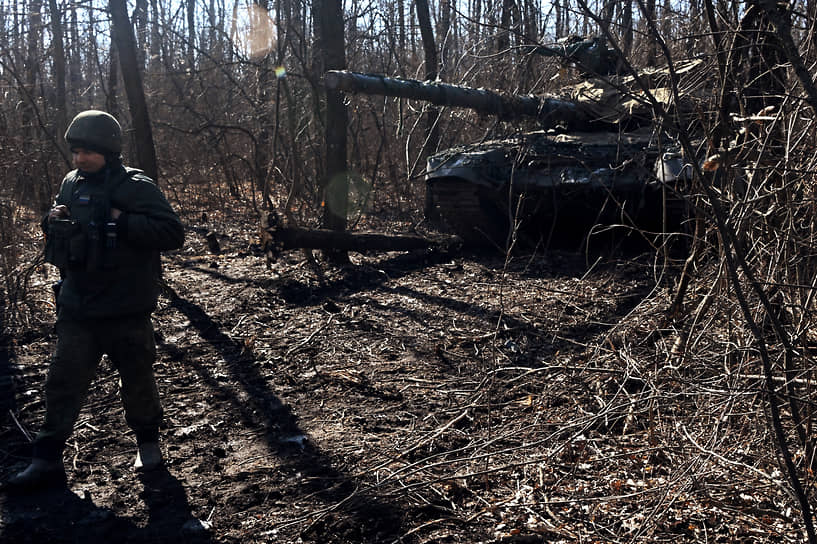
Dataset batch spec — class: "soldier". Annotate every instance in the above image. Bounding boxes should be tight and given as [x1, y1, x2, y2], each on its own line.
[5, 110, 185, 490]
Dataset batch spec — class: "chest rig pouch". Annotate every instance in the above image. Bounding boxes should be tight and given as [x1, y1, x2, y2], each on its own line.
[44, 218, 84, 269]
[44, 170, 130, 271]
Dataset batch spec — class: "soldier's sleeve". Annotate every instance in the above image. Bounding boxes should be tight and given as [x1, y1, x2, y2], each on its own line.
[40, 175, 73, 234]
[115, 176, 185, 251]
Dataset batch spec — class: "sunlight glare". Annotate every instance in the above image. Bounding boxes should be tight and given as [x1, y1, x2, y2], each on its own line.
[233, 2, 277, 58]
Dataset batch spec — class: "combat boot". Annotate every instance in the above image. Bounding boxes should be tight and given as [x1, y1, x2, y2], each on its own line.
[4, 458, 66, 492]
[134, 442, 163, 471]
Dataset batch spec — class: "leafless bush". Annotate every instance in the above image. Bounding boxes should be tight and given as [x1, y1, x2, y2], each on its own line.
[280, 5, 817, 541]
[0, 200, 47, 335]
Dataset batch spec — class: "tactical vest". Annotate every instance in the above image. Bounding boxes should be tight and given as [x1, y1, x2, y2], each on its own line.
[44, 168, 140, 271]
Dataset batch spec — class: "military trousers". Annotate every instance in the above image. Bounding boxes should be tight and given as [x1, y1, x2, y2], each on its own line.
[33, 313, 162, 461]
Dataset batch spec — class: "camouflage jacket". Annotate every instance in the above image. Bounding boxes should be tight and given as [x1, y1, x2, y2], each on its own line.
[44, 165, 184, 319]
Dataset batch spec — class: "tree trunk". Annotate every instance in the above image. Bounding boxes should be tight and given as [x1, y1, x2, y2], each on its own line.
[317, 0, 349, 257]
[187, 0, 196, 66]
[47, 0, 69, 164]
[497, 0, 512, 54]
[600, 0, 615, 49]
[661, 0, 671, 40]
[149, 0, 162, 72]
[134, 0, 148, 67]
[645, 0, 657, 66]
[414, 0, 440, 171]
[24, 0, 42, 136]
[438, 0, 451, 79]
[414, 0, 437, 78]
[619, 0, 633, 74]
[264, 225, 458, 254]
[525, 0, 536, 44]
[620, 0, 633, 56]
[472, 0, 481, 44]
[106, 31, 119, 117]
[109, 0, 159, 182]
[68, 6, 81, 102]
[254, 0, 273, 210]
[397, 0, 405, 55]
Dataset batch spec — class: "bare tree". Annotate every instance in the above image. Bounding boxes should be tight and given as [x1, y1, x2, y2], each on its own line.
[109, 0, 158, 181]
[644, 0, 657, 66]
[414, 0, 440, 169]
[134, 0, 148, 66]
[187, 0, 196, 66]
[46, 0, 68, 163]
[23, 0, 42, 137]
[317, 0, 349, 250]
[106, 32, 119, 116]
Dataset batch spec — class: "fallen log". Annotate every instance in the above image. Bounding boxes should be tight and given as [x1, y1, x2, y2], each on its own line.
[263, 223, 461, 260]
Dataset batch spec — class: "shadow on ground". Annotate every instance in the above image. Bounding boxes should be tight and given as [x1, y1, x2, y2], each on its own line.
[0, 467, 210, 543]
[165, 290, 406, 541]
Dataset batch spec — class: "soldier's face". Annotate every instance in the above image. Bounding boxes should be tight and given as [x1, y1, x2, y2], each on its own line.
[72, 148, 106, 174]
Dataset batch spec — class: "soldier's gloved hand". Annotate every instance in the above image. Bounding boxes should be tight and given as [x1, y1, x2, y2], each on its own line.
[48, 205, 70, 222]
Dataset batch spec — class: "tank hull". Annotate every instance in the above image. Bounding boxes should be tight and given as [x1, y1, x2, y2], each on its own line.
[426, 130, 689, 249]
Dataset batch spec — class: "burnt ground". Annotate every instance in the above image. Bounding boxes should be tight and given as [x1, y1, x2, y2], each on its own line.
[0, 216, 809, 543]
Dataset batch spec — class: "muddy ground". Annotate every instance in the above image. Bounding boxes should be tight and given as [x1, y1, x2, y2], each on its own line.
[0, 215, 807, 543]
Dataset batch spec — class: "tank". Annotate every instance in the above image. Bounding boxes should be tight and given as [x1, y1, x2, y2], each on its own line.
[425, 129, 692, 248]
[535, 35, 621, 77]
[325, 39, 704, 249]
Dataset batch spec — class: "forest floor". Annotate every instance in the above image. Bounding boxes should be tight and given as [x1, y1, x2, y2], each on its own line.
[0, 212, 808, 543]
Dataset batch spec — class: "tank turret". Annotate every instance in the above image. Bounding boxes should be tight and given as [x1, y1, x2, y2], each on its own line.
[534, 35, 620, 77]
[324, 55, 704, 248]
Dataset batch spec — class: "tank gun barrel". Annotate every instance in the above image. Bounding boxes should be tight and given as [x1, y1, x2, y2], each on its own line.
[326, 70, 540, 116]
[324, 70, 599, 129]
[534, 44, 570, 58]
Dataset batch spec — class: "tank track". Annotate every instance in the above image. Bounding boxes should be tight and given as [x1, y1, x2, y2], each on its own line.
[427, 178, 508, 246]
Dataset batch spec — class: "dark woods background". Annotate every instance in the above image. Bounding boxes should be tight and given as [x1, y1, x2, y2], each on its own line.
[0, 0, 704, 315]
[5, 0, 817, 535]
[2, 0, 741, 219]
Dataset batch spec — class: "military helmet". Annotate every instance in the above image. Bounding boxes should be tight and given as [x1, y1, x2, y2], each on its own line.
[64, 110, 122, 154]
